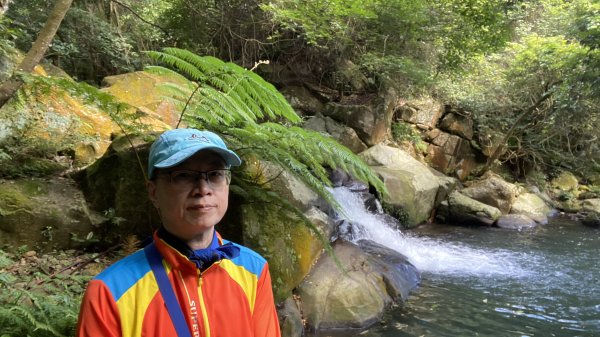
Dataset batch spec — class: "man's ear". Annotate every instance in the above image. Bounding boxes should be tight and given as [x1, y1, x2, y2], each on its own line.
[147, 180, 159, 208]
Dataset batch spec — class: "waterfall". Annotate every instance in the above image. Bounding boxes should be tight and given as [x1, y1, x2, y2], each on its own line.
[330, 186, 531, 277]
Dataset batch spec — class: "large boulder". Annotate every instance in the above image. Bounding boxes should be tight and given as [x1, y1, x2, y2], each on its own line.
[76, 134, 158, 242]
[360, 144, 456, 227]
[0, 177, 104, 251]
[101, 71, 184, 129]
[510, 192, 552, 224]
[303, 115, 368, 153]
[437, 190, 502, 226]
[297, 240, 419, 332]
[439, 111, 474, 140]
[461, 172, 520, 214]
[424, 128, 479, 180]
[323, 85, 397, 146]
[0, 77, 119, 173]
[234, 202, 335, 302]
[0, 69, 174, 177]
[550, 171, 579, 192]
[581, 199, 600, 227]
[256, 160, 329, 213]
[582, 198, 600, 214]
[225, 159, 336, 301]
[395, 96, 444, 130]
[280, 86, 325, 116]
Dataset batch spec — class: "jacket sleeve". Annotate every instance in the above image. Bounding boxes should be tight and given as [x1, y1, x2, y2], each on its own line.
[76, 279, 122, 337]
[252, 263, 281, 337]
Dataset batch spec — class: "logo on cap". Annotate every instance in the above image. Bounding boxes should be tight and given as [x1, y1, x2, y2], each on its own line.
[187, 134, 210, 143]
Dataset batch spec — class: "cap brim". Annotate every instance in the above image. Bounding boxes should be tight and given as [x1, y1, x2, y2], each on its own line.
[154, 145, 242, 170]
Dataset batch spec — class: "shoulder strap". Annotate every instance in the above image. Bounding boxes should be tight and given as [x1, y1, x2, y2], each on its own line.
[144, 243, 193, 337]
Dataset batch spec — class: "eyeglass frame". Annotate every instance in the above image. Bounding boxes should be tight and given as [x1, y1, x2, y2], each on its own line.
[155, 168, 232, 189]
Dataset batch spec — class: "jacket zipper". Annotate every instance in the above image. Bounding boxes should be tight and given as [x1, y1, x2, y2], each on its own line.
[196, 271, 211, 337]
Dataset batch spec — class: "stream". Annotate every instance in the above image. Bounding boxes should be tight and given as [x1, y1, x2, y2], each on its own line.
[330, 187, 600, 337]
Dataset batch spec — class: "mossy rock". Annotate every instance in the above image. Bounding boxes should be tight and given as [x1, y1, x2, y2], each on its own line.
[551, 171, 579, 192]
[76, 133, 160, 244]
[232, 202, 332, 303]
[0, 182, 32, 216]
[0, 178, 102, 251]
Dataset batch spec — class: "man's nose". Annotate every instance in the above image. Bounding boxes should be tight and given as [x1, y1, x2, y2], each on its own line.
[193, 174, 212, 192]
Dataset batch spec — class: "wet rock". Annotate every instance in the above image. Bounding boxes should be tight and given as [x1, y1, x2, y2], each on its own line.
[496, 214, 538, 230]
[297, 240, 419, 332]
[278, 297, 304, 337]
[437, 191, 502, 226]
[510, 192, 552, 225]
[360, 144, 457, 227]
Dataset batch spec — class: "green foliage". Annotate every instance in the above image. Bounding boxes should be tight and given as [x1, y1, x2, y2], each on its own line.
[429, 0, 516, 70]
[146, 47, 386, 213]
[262, 0, 377, 48]
[438, 1, 600, 178]
[391, 121, 428, 153]
[358, 53, 433, 94]
[0, 15, 23, 59]
[0, 250, 91, 337]
[6, 0, 144, 84]
[159, 0, 269, 65]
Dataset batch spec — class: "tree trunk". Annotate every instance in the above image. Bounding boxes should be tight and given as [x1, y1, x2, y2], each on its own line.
[0, 0, 74, 107]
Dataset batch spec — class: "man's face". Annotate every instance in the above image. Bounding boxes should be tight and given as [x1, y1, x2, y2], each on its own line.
[148, 150, 230, 241]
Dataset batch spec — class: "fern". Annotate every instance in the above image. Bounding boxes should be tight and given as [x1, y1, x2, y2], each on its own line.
[146, 48, 301, 126]
[145, 48, 387, 204]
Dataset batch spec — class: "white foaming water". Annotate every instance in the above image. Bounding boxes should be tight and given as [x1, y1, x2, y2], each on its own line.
[330, 187, 530, 277]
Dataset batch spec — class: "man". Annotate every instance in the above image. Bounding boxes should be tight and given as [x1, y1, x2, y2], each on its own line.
[77, 128, 281, 337]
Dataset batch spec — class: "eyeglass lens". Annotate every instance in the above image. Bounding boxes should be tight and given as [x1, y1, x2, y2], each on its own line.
[168, 169, 231, 188]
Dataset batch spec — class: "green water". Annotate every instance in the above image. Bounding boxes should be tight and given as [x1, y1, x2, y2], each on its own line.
[359, 219, 600, 337]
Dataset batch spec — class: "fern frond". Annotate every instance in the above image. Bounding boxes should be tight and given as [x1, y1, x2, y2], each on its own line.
[10, 306, 66, 337]
[144, 65, 195, 86]
[146, 48, 301, 125]
[145, 51, 207, 82]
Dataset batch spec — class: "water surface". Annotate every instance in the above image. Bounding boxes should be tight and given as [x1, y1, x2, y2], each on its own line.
[330, 187, 600, 337]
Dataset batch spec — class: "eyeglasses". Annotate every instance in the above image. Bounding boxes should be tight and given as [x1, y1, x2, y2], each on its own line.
[158, 169, 231, 189]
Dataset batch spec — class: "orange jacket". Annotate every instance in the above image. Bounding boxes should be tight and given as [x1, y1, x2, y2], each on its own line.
[77, 232, 281, 337]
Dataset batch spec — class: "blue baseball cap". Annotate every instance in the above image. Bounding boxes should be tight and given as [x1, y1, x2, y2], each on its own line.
[148, 129, 242, 179]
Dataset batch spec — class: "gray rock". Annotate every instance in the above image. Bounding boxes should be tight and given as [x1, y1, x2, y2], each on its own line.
[297, 240, 419, 332]
[395, 96, 444, 130]
[496, 214, 538, 230]
[425, 129, 479, 180]
[439, 112, 474, 140]
[360, 144, 457, 226]
[323, 85, 397, 146]
[280, 86, 325, 116]
[510, 192, 551, 224]
[437, 191, 502, 226]
[278, 297, 304, 337]
[304, 115, 368, 153]
[461, 172, 520, 214]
